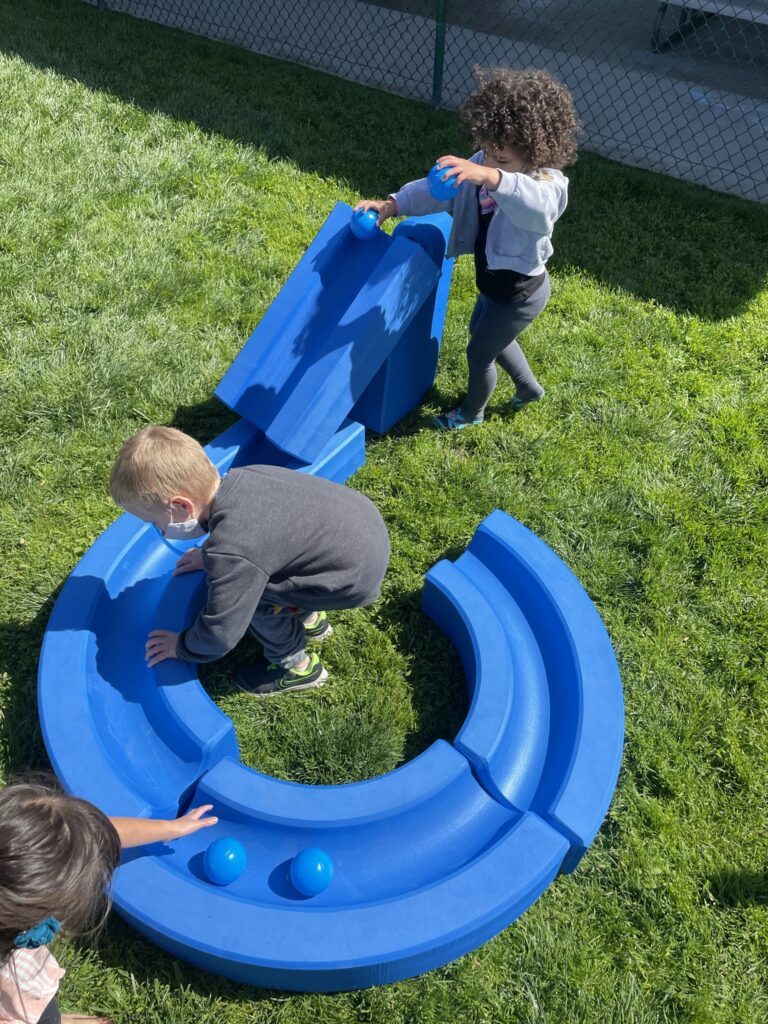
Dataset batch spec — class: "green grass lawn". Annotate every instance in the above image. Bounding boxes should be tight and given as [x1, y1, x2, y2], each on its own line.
[1, 0, 767, 1021]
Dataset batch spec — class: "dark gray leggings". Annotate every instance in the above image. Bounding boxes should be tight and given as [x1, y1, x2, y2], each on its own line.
[248, 600, 309, 668]
[461, 274, 551, 420]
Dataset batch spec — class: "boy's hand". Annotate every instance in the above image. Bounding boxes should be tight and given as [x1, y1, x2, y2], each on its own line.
[146, 629, 180, 667]
[174, 546, 205, 576]
[171, 804, 218, 839]
[354, 198, 398, 226]
[436, 155, 501, 190]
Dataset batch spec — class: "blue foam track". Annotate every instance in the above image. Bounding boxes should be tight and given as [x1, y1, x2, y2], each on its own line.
[422, 511, 625, 873]
[39, 207, 623, 990]
[116, 749, 569, 991]
[40, 498, 622, 988]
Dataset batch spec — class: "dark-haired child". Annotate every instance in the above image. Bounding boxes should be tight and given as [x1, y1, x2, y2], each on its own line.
[356, 67, 578, 429]
[0, 780, 216, 1024]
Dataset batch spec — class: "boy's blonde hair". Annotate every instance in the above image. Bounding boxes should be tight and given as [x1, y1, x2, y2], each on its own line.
[110, 426, 219, 511]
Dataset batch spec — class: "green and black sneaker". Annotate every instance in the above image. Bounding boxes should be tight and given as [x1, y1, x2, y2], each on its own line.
[235, 653, 328, 697]
[302, 610, 333, 642]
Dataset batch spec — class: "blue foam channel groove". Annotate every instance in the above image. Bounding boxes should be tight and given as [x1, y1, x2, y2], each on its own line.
[39, 204, 623, 990]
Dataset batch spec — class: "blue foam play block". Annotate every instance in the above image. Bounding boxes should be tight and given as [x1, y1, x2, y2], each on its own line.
[350, 216, 454, 433]
[215, 204, 449, 462]
[423, 510, 624, 873]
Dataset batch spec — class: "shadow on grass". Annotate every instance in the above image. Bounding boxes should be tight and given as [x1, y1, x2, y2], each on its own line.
[373, 583, 468, 764]
[0, 598, 60, 776]
[74, 914, 294, 1009]
[706, 869, 768, 907]
[169, 395, 240, 444]
[1, 0, 766, 320]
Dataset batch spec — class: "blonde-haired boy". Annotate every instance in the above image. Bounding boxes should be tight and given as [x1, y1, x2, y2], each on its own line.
[110, 426, 391, 696]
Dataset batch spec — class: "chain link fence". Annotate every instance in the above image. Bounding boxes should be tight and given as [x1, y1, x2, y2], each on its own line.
[87, 1, 768, 201]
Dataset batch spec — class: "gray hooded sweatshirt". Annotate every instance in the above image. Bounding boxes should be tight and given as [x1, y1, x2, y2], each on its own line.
[176, 466, 390, 663]
[390, 151, 568, 277]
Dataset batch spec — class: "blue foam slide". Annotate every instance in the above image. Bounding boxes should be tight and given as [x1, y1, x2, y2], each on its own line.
[350, 216, 454, 434]
[422, 510, 625, 873]
[215, 204, 453, 460]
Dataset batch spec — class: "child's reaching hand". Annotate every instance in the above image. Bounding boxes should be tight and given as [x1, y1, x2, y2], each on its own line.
[435, 154, 502, 189]
[172, 804, 219, 839]
[111, 805, 219, 847]
[145, 629, 180, 667]
[354, 198, 398, 226]
[174, 546, 205, 575]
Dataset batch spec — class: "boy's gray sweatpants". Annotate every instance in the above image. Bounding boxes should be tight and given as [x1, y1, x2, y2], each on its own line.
[248, 601, 311, 668]
[462, 273, 551, 421]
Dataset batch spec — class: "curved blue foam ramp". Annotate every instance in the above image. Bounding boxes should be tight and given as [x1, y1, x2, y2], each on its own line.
[116, 750, 569, 990]
[215, 204, 454, 459]
[422, 510, 624, 873]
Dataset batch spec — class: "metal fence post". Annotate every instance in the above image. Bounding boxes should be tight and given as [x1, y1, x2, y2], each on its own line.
[432, 0, 447, 108]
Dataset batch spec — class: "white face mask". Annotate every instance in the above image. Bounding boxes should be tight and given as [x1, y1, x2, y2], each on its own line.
[162, 507, 207, 541]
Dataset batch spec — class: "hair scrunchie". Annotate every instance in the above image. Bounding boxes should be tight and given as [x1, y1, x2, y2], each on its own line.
[14, 917, 61, 949]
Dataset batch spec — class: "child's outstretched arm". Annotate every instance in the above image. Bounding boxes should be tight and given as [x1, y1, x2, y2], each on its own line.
[354, 197, 400, 227]
[111, 804, 218, 848]
[355, 159, 466, 225]
[146, 552, 270, 667]
[435, 154, 568, 235]
[387, 175, 454, 218]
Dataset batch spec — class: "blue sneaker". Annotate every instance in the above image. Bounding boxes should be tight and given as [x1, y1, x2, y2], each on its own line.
[432, 408, 483, 431]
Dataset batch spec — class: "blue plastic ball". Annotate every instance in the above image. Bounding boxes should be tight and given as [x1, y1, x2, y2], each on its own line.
[204, 837, 247, 886]
[290, 847, 334, 896]
[427, 163, 460, 200]
[349, 208, 379, 240]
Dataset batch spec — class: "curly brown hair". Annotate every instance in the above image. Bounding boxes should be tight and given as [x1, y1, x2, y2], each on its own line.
[460, 67, 579, 171]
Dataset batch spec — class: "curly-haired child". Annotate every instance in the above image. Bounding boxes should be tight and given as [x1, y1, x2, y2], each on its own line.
[356, 67, 579, 429]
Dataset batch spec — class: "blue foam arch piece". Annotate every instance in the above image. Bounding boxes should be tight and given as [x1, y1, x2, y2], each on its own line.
[114, 749, 569, 991]
[215, 204, 451, 462]
[466, 511, 625, 871]
[423, 511, 624, 873]
[421, 557, 550, 814]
